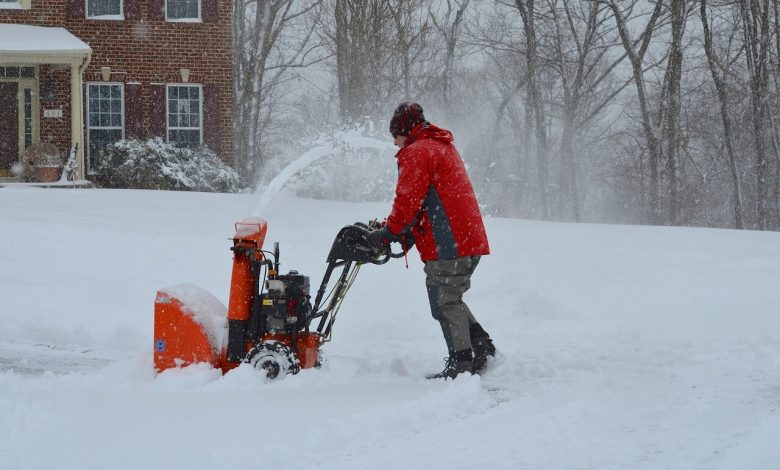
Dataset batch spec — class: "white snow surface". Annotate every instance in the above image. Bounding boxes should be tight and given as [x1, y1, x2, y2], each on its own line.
[0, 24, 91, 55]
[1, 185, 780, 470]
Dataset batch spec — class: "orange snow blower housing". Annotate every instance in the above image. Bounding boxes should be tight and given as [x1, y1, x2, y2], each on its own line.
[154, 217, 405, 378]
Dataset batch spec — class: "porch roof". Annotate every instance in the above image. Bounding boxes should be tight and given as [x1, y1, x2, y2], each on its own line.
[0, 24, 91, 64]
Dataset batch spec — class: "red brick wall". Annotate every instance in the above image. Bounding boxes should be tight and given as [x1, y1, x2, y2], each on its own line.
[38, 65, 72, 158]
[0, 0, 235, 166]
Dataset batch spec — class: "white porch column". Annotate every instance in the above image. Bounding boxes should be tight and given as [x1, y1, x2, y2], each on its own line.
[70, 61, 85, 179]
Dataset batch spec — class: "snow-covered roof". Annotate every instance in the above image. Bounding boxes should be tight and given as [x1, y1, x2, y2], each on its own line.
[0, 24, 90, 62]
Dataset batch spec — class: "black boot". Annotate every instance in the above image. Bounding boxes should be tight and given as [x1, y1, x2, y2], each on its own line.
[472, 336, 496, 374]
[426, 349, 474, 380]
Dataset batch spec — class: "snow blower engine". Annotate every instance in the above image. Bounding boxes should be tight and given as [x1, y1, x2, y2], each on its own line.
[153, 218, 405, 379]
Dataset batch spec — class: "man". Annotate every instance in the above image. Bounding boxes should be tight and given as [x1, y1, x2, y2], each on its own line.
[367, 102, 496, 380]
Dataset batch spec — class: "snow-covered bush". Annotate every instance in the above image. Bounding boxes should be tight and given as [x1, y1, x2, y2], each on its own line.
[95, 138, 247, 192]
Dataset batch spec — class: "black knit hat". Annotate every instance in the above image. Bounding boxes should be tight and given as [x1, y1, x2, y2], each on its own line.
[389, 102, 425, 137]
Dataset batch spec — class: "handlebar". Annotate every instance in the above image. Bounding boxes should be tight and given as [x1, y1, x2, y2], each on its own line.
[354, 221, 408, 264]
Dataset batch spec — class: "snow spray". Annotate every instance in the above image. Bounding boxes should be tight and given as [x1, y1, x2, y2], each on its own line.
[252, 130, 394, 216]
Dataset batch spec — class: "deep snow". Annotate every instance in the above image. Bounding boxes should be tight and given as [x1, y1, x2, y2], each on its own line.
[1, 185, 780, 470]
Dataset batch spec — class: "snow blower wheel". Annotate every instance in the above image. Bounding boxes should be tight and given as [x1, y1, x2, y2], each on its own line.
[245, 340, 301, 379]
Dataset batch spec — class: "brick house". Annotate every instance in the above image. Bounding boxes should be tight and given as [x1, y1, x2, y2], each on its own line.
[0, 0, 233, 179]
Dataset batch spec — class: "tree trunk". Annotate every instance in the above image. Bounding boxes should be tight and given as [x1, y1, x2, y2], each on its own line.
[440, 0, 470, 109]
[602, 0, 664, 224]
[664, 0, 685, 225]
[740, 0, 771, 229]
[701, 0, 744, 229]
[516, 0, 551, 218]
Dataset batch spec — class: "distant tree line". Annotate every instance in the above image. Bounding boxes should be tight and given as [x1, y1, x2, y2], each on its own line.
[233, 0, 780, 231]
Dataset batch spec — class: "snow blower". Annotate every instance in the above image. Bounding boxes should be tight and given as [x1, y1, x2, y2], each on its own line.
[153, 217, 405, 379]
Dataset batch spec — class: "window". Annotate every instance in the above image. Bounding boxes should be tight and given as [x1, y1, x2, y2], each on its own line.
[23, 88, 32, 150]
[0, 67, 35, 78]
[87, 83, 124, 173]
[167, 85, 202, 147]
[167, 0, 200, 21]
[87, 0, 122, 18]
[0, 0, 31, 10]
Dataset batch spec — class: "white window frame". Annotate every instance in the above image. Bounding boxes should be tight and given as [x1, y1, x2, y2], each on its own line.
[86, 0, 124, 20]
[165, 0, 201, 22]
[166, 83, 203, 147]
[0, 0, 31, 10]
[86, 82, 125, 174]
[19, 79, 40, 155]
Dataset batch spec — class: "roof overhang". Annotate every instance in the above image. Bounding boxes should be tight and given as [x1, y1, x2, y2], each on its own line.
[0, 24, 91, 65]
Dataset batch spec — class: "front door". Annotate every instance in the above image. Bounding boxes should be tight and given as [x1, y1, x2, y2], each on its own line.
[0, 82, 19, 176]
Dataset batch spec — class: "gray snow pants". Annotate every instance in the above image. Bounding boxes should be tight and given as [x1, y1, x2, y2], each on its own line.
[424, 255, 481, 354]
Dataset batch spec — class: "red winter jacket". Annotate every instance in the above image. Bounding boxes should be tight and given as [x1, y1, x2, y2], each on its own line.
[386, 122, 490, 262]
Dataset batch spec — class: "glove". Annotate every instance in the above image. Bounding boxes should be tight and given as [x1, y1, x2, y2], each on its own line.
[400, 228, 415, 250]
[366, 226, 397, 251]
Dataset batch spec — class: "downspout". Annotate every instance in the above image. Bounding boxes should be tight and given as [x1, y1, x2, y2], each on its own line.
[71, 51, 91, 180]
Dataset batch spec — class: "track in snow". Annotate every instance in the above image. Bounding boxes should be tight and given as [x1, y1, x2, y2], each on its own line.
[0, 338, 116, 376]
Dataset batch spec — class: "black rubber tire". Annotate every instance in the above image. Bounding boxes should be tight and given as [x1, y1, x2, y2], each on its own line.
[244, 340, 301, 379]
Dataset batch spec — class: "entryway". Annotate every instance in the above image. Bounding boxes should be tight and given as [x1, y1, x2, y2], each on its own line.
[1, 24, 91, 179]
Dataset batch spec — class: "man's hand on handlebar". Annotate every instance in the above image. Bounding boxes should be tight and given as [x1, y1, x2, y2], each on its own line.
[366, 226, 398, 252]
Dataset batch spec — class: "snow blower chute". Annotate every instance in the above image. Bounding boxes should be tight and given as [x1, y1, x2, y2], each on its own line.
[153, 217, 405, 378]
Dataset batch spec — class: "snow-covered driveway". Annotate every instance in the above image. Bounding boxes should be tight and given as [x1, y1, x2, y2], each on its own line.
[1, 186, 779, 469]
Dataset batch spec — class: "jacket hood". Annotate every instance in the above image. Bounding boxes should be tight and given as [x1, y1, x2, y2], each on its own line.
[405, 122, 454, 146]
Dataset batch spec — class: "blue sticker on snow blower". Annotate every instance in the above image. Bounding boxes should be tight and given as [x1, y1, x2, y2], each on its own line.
[155, 339, 166, 352]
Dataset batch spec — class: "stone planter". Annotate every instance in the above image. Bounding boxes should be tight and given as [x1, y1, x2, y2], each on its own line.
[35, 165, 62, 183]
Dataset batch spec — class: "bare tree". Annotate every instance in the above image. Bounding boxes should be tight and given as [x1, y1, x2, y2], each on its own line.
[740, 0, 772, 229]
[390, 0, 433, 101]
[233, 0, 323, 178]
[225, 0, 780, 231]
[661, 0, 686, 224]
[595, 0, 666, 223]
[429, 0, 471, 109]
[548, 0, 632, 221]
[700, 0, 744, 228]
[514, 0, 552, 217]
[332, 0, 397, 122]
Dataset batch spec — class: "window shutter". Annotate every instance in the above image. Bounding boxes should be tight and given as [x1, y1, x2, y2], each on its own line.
[148, 0, 165, 21]
[125, 83, 144, 139]
[68, 0, 85, 18]
[149, 84, 167, 139]
[125, 0, 141, 20]
[202, 0, 219, 22]
[203, 84, 221, 154]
